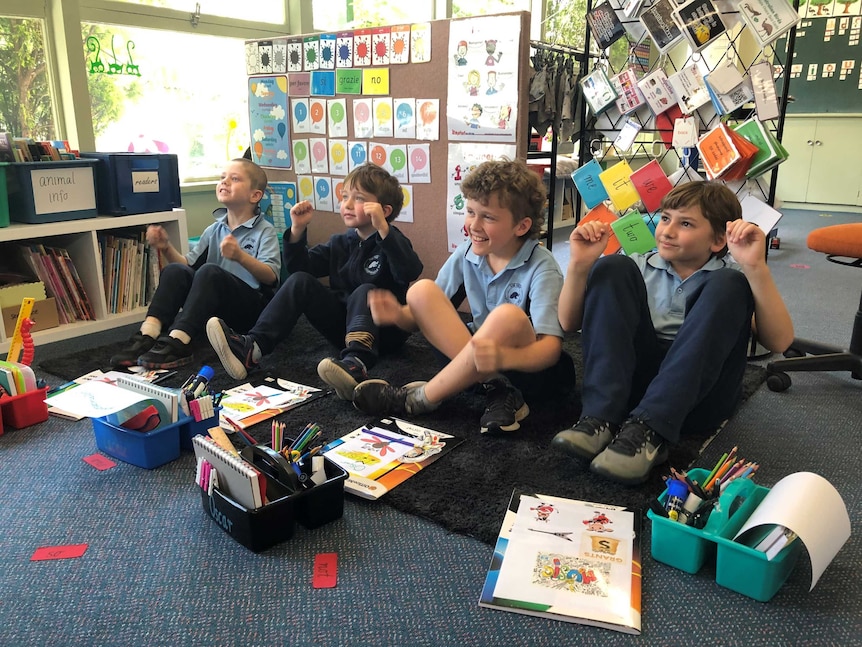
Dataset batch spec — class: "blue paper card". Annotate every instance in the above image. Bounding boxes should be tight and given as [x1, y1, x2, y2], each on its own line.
[572, 159, 609, 210]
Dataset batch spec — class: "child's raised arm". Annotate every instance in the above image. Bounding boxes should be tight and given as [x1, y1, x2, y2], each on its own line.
[287, 200, 315, 243]
[559, 221, 612, 332]
[146, 224, 186, 265]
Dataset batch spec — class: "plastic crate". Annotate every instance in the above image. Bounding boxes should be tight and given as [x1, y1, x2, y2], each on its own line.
[80, 152, 181, 216]
[0, 387, 50, 435]
[5, 160, 99, 223]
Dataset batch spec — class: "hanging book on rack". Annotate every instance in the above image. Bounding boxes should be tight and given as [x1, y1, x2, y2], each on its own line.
[610, 69, 647, 115]
[638, 69, 675, 115]
[738, 0, 799, 48]
[667, 65, 711, 115]
[610, 211, 657, 255]
[639, 0, 685, 53]
[586, 2, 627, 50]
[732, 118, 789, 179]
[580, 67, 618, 116]
[695, 122, 760, 181]
[580, 203, 622, 255]
[671, 0, 729, 54]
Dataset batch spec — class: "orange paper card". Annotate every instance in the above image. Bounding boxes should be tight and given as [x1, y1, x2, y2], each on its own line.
[580, 204, 622, 255]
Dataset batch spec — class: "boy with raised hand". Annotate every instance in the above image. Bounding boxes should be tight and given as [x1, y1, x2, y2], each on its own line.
[552, 181, 793, 485]
[206, 163, 423, 399]
[352, 158, 574, 434]
[110, 158, 280, 370]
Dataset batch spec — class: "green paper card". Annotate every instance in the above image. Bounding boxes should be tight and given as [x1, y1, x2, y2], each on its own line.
[611, 211, 656, 255]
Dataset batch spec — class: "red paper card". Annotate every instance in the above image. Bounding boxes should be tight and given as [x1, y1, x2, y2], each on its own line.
[313, 552, 338, 588]
[31, 544, 88, 561]
[83, 453, 117, 471]
[630, 160, 673, 213]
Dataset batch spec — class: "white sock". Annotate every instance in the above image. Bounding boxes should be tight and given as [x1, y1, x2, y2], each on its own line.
[140, 320, 161, 340]
[169, 330, 191, 345]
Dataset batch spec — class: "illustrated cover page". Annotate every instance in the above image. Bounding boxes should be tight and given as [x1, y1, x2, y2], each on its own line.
[587, 2, 627, 50]
[640, 0, 684, 52]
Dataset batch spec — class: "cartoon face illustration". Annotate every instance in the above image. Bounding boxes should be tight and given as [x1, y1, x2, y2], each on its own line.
[531, 502, 557, 522]
[583, 511, 613, 532]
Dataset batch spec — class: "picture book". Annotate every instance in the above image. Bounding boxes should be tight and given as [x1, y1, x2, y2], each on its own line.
[572, 159, 610, 210]
[610, 69, 646, 115]
[667, 65, 711, 115]
[639, 0, 684, 52]
[611, 211, 657, 255]
[586, 2, 626, 50]
[738, 0, 799, 47]
[580, 67, 618, 116]
[638, 69, 676, 115]
[322, 417, 463, 500]
[672, 0, 729, 53]
[219, 379, 327, 431]
[479, 491, 642, 635]
[599, 160, 640, 212]
[629, 160, 673, 213]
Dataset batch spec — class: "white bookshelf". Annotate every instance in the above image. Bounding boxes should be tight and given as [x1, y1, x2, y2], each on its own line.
[0, 209, 188, 353]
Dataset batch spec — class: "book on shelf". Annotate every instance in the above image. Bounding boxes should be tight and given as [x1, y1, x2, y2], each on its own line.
[598, 159, 640, 212]
[738, 0, 799, 47]
[639, 0, 684, 52]
[0, 132, 15, 162]
[586, 2, 626, 50]
[479, 491, 642, 635]
[322, 417, 464, 500]
[671, 0, 729, 53]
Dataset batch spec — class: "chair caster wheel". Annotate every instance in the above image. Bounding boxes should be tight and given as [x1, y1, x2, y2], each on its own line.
[784, 347, 805, 359]
[767, 371, 792, 392]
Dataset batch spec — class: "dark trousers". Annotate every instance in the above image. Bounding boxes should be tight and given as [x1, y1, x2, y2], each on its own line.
[147, 263, 268, 339]
[248, 272, 408, 369]
[580, 255, 754, 443]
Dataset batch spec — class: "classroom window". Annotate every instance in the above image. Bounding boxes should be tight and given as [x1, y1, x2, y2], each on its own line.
[313, 0, 434, 30]
[83, 23, 249, 183]
[0, 15, 57, 140]
[106, 0, 285, 24]
[452, 0, 531, 18]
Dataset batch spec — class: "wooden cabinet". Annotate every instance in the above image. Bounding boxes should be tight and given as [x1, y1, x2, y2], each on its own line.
[776, 117, 862, 207]
[0, 210, 188, 352]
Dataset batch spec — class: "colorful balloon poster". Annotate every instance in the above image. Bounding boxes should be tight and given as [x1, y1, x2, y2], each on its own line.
[407, 144, 431, 184]
[394, 98, 416, 139]
[394, 185, 413, 223]
[347, 141, 368, 172]
[328, 99, 348, 138]
[259, 181, 297, 235]
[309, 98, 327, 135]
[387, 144, 408, 184]
[297, 175, 315, 203]
[309, 137, 329, 174]
[329, 139, 348, 176]
[313, 176, 333, 212]
[291, 98, 310, 134]
[353, 98, 373, 138]
[416, 99, 440, 141]
[293, 139, 311, 175]
[373, 97, 394, 138]
[369, 143, 388, 168]
[248, 76, 291, 169]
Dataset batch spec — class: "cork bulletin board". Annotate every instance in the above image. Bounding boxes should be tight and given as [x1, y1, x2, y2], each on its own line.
[244, 12, 531, 279]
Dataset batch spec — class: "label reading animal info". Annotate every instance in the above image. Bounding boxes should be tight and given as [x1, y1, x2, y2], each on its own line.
[31, 167, 96, 215]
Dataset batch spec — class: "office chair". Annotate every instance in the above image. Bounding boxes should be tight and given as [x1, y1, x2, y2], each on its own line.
[766, 223, 862, 392]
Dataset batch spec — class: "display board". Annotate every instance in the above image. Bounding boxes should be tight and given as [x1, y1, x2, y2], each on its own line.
[777, 9, 862, 114]
[243, 13, 531, 279]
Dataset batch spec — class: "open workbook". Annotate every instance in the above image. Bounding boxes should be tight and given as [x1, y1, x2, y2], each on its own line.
[479, 491, 642, 635]
[322, 417, 463, 500]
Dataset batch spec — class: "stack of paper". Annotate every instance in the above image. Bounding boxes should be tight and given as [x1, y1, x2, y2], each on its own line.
[733, 118, 789, 179]
[695, 123, 760, 181]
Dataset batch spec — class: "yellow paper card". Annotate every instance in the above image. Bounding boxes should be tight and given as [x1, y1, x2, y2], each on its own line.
[599, 160, 639, 212]
[362, 68, 390, 95]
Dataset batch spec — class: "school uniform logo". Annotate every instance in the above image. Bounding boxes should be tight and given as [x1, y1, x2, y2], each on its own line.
[365, 254, 382, 276]
[506, 282, 524, 304]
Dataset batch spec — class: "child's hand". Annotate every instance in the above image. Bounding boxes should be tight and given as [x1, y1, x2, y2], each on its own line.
[569, 221, 610, 267]
[368, 289, 401, 326]
[471, 337, 502, 373]
[364, 202, 390, 236]
[290, 200, 315, 232]
[726, 219, 766, 269]
[145, 225, 170, 250]
[220, 233, 241, 260]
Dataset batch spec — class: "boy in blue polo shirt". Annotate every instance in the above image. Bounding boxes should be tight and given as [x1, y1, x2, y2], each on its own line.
[352, 159, 574, 434]
[552, 181, 793, 484]
[110, 158, 281, 370]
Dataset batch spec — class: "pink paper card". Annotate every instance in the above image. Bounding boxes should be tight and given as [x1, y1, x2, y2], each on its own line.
[83, 453, 117, 471]
[31, 544, 89, 561]
[313, 552, 338, 588]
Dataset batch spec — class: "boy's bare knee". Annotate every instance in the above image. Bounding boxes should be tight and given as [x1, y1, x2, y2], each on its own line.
[407, 279, 445, 309]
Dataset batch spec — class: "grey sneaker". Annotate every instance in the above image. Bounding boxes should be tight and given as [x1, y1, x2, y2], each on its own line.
[590, 418, 669, 485]
[317, 355, 368, 401]
[479, 379, 529, 434]
[206, 317, 258, 380]
[551, 417, 620, 460]
[352, 379, 436, 416]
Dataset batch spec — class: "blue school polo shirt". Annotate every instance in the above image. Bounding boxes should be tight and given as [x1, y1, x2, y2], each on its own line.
[632, 251, 739, 340]
[435, 238, 565, 338]
[186, 209, 281, 290]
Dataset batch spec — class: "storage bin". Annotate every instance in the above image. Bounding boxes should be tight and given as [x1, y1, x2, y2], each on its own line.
[80, 152, 181, 215]
[92, 408, 220, 469]
[5, 160, 99, 223]
[0, 386, 50, 435]
[647, 468, 802, 601]
[201, 456, 348, 552]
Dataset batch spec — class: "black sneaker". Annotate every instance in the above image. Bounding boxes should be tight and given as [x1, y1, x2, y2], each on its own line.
[353, 379, 435, 416]
[479, 379, 529, 434]
[590, 418, 669, 485]
[206, 317, 258, 380]
[137, 335, 194, 370]
[110, 331, 156, 368]
[317, 356, 368, 401]
[551, 417, 620, 460]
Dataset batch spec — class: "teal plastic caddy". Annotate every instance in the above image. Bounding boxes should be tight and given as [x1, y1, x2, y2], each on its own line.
[647, 468, 802, 601]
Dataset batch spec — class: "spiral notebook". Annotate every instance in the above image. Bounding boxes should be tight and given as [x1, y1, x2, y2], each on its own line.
[115, 375, 185, 422]
[192, 434, 265, 510]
